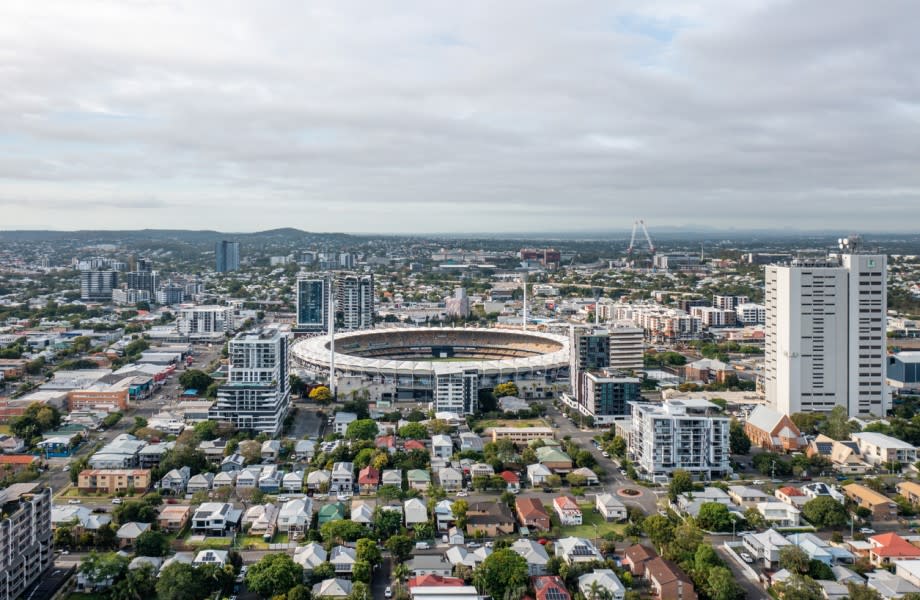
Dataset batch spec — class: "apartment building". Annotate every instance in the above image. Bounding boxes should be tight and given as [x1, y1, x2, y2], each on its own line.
[608, 324, 644, 371]
[434, 370, 478, 415]
[81, 270, 118, 302]
[577, 371, 641, 426]
[628, 399, 731, 483]
[177, 305, 234, 341]
[0, 484, 52, 600]
[491, 427, 554, 444]
[850, 432, 917, 467]
[296, 277, 330, 332]
[78, 469, 152, 493]
[335, 274, 374, 330]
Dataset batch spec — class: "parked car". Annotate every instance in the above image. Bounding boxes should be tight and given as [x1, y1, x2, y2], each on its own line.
[415, 542, 430, 550]
[384, 587, 392, 598]
[602, 451, 610, 458]
[456, 491, 468, 497]
[68, 499, 81, 505]
[740, 552, 754, 564]
[860, 528, 876, 535]
[111, 498, 122, 504]
[468, 542, 481, 548]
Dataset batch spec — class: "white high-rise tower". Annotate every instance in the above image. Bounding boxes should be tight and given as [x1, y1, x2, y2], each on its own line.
[765, 237, 887, 417]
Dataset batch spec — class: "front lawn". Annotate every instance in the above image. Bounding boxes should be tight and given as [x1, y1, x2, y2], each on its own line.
[558, 503, 627, 539]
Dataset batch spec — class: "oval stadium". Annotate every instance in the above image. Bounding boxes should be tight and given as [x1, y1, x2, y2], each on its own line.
[291, 327, 570, 414]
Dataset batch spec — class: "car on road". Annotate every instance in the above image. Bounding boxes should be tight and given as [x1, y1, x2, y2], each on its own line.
[860, 527, 876, 535]
[62, 465, 70, 471]
[415, 542, 430, 550]
[384, 587, 392, 598]
[111, 498, 122, 504]
[740, 552, 754, 563]
[68, 499, 81, 504]
[752, 480, 765, 485]
[456, 491, 468, 497]
[484, 541, 493, 548]
[602, 451, 610, 458]
[468, 542, 481, 548]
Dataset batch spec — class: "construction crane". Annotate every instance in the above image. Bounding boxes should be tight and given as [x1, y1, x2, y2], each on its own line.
[627, 220, 655, 255]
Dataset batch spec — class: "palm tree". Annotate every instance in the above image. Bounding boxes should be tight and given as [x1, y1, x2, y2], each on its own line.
[393, 563, 410, 597]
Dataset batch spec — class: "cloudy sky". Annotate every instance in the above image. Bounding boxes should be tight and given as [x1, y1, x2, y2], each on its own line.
[0, 1, 918, 233]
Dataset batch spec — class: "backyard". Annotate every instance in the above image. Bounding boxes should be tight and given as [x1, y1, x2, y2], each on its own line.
[557, 503, 627, 539]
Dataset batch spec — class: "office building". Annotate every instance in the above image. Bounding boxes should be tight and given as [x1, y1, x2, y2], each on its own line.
[628, 399, 731, 483]
[0, 484, 53, 600]
[210, 326, 292, 435]
[765, 244, 887, 416]
[336, 274, 374, 330]
[608, 324, 644, 371]
[296, 277, 329, 332]
[652, 254, 700, 271]
[445, 288, 470, 319]
[578, 371, 641, 425]
[177, 305, 234, 340]
[215, 240, 241, 273]
[434, 370, 479, 415]
[80, 270, 118, 301]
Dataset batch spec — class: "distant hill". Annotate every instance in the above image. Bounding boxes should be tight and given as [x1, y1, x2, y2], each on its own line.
[0, 228, 359, 243]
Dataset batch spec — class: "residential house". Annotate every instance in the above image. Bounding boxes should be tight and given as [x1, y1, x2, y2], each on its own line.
[375, 435, 397, 455]
[570, 467, 599, 486]
[243, 503, 278, 536]
[282, 470, 304, 493]
[774, 486, 809, 509]
[516, 497, 551, 531]
[535, 446, 572, 472]
[158, 467, 191, 495]
[676, 487, 733, 519]
[741, 529, 792, 568]
[318, 502, 345, 525]
[447, 526, 464, 546]
[221, 453, 245, 472]
[116, 522, 150, 548]
[408, 555, 453, 578]
[351, 500, 375, 524]
[405, 498, 428, 527]
[294, 439, 316, 461]
[466, 502, 516, 536]
[358, 466, 380, 495]
[895, 560, 920, 588]
[331, 462, 354, 494]
[623, 544, 657, 577]
[293, 542, 327, 575]
[332, 412, 358, 435]
[595, 493, 627, 522]
[187, 473, 214, 494]
[330, 545, 357, 575]
[527, 463, 553, 487]
[306, 469, 331, 492]
[258, 466, 282, 493]
[277, 498, 313, 534]
[470, 463, 494, 480]
[435, 500, 456, 532]
[851, 432, 917, 467]
[756, 502, 801, 527]
[800, 482, 845, 503]
[446, 546, 492, 569]
[499, 471, 520, 493]
[899, 481, 920, 507]
[844, 484, 898, 520]
[825, 436, 872, 474]
[512, 539, 550, 576]
[191, 502, 242, 534]
[744, 405, 805, 452]
[431, 435, 453, 459]
[212, 471, 236, 488]
[865, 570, 920, 598]
[313, 579, 352, 599]
[382, 469, 402, 489]
[407, 469, 432, 492]
[459, 432, 484, 453]
[645, 557, 697, 600]
[532, 576, 571, 600]
[407, 574, 465, 589]
[51, 506, 111, 535]
[235, 468, 258, 488]
[868, 532, 920, 567]
[786, 532, 854, 565]
[137, 443, 171, 469]
[404, 440, 426, 452]
[553, 495, 582, 526]
[578, 570, 626, 600]
[261, 439, 281, 461]
[438, 467, 463, 492]
[193, 549, 228, 567]
[157, 505, 192, 533]
[555, 537, 603, 565]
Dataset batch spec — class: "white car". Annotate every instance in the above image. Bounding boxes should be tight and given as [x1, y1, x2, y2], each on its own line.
[111, 498, 123, 504]
[860, 527, 876, 535]
[68, 499, 81, 505]
[602, 451, 610, 458]
[456, 491, 468, 497]
[740, 552, 754, 563]
[384, 587, 392, 598]
[63, 465, 70, 471]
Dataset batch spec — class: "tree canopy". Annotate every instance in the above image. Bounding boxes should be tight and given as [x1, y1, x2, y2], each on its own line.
[245, 554, 303, 599]
[801, 496, 848, 528]
[473, 548, 528, 600]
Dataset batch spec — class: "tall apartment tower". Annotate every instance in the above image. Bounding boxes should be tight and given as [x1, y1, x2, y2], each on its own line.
[215, 240, 241, 273]
[765, 244, 887, 416]
[0, 485, 53, 600]
[434, 369, 479, 415]
[569, 327, 611, 402]
[80, 270, 118, 301]
[608, 323, 644, 371]
[209, 326, 291, 435]
[296, 277, 330, 332]
[336, 274, 374, 330]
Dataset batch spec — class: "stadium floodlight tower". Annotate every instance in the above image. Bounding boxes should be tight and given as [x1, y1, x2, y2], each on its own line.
[328, 283, 336, 398]
[522, 273, 528, 331]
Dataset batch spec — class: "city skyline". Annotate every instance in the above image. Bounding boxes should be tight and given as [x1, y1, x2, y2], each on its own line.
[1, 1, 918, 232]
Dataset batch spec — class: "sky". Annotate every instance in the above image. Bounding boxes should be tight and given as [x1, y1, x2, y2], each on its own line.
[0, 0, 918, 234]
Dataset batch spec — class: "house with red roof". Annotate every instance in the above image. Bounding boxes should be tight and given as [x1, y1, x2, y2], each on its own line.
[0, 454, 38, 475]
[516, 497, 551, 531]
[375, 435, 396, 454]
[499, 471, 520, 493]
[532, 576, 571, 600]
[868, 532, 920, 567]
[774, 486, 808, 508]
[357, 466, 380, 495]
[404, 440, 426, 452]
[407, 574, 465, 589]
[553, 495, 582, 526]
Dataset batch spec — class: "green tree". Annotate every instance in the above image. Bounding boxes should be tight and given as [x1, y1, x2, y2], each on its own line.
[79, 551, 129, 589]
[697, 502, 734, 532]
[801, 496, 848, 528]
[729, 419, 751, 454]
[356, 538, 381, 566]
[846, 584, 883, 600]
[178, 369, 214, 392]
[349, 582, 370, 600]
[346, 419, 379, 440]
[386, 534, 415, 563]
[779, 545, 811, 575]
[192, 420, 218, 441]
[473, 548, 528, 600]
[321, 519, 367, 543]
[372, 508, 404, 540]
[287, 585, 312, 600]
[610, 436, 627, 458]
[134, 529, 170, 557]
[773, 574, 823, 600]
[397, 422, 428, 440]
[825, 405, 859, 440]
[642, 515, 674, 551]
[155, 563, 210, 600]
[664, 522, 703, 564]
[743, 506, 767, 529]
[452, 500, 469, 529]
[245, 554, 304, 599]
[309, 385, 333, 405]
[706, 565, 744, 600]
[110, 564, 157, 600]
[352, 560, 371, 583]
[668, 469, 693, 501]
